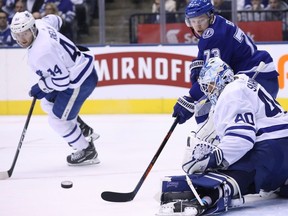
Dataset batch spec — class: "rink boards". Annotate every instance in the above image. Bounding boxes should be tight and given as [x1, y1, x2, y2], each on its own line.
[1, 44, 288, 114]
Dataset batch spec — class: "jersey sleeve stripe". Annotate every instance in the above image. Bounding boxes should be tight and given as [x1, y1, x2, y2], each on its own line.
[225, 132, 254, 144]
[51, 75, 70, 87]
[256, 124, 288, 136]
[225, 125, 256, 134]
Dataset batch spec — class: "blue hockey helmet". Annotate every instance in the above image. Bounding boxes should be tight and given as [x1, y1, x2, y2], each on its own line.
[198, 57, 234, 105]
[185, 0, 214, 27]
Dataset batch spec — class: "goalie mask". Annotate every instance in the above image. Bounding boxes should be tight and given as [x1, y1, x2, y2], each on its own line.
[198, 57, 234, 106]
[10, 11, 37, 48]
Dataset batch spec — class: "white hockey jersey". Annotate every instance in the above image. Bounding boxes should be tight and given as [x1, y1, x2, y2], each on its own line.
[214, 74, 288, 166]
[27, 15, 94, 91]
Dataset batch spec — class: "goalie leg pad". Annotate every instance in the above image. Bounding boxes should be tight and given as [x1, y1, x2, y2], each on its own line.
[161, 172, 227, 205]
[161, 172, 228, 195]
[161, 176, 194, 204]
[160, 172, 243, 214]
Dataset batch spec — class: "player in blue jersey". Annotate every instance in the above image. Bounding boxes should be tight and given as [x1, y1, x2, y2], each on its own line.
[10, 11, 100, 166]
[157, 57, 288, 216]
[172, 0, 279, 125]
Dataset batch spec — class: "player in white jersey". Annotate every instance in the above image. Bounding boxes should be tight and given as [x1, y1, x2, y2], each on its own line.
[157, 57, 288, 216]
[10, 11, 100, 166]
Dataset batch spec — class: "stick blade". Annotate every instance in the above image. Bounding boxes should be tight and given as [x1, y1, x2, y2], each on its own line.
[0, 172, 10, 180]
[101, 191, 135, 202]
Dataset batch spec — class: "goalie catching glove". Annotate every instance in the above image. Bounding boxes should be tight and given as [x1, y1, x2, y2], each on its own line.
[173, 96, 196, 124]
[182, 140, 224, 174]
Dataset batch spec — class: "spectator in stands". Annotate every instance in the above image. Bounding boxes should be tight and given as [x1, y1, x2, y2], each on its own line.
[71, 0, 90, 34]
[245, 0, 269, 8]
[7, 0, 26, 23]
[265, 0, 288, 39]
[213, 0, 232, 20]
[241, 0, 266, 21]
[146, 0, 177, 23]
[43, 2, 58, 16]
[2, 0, 15, 15]
[177, 0, 190, 22]
[2, 0, 44, 16]
[266, 0, 288, 18]
[0, 10, 17, 46]
[40, 0, 76, 42]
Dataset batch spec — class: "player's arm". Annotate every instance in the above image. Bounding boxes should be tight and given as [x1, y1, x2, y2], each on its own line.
[29, 53, 70, 99]
[42, 14, 63, 31]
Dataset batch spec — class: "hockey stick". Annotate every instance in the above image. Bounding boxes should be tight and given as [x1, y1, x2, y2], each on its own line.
[252, 61, 265, 80]
[0, 97, 36, 180]
[101, 117, 179, 202]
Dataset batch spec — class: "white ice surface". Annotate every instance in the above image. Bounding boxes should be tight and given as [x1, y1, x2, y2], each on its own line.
[0, 114, 287, 216]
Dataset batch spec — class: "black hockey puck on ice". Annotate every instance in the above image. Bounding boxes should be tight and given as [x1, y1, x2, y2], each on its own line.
[61, 180, 73, 189]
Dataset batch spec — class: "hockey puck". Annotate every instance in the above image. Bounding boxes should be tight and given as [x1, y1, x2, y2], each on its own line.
[61, 180, 73, 189]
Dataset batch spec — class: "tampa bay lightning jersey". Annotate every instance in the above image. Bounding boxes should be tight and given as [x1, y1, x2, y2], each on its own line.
[197, 15, 278, 79]
[27, 15, 94, 91]
[214, 74, 288, 166]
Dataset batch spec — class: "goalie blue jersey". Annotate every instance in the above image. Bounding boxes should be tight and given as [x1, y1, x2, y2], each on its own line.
[197, 15, 278, 79]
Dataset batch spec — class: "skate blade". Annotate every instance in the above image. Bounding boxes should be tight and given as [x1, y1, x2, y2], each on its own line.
[67, 157, 100, 166]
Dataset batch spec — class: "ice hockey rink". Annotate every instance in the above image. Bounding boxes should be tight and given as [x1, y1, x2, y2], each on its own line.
[0, 114, 287, 216]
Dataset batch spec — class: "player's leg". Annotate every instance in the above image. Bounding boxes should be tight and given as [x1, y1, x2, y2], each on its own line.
[77, 115, 100, 141]
[47, 112, 99, 166]
[41, 71, 99, 165]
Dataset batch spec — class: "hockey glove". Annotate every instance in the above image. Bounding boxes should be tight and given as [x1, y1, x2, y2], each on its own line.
[182, 142, 224, 174]
[29, 83, 46, 99]
[172, 96, 195, 124]
[29, 77, 54, 99]
[190, 59, 204, 84]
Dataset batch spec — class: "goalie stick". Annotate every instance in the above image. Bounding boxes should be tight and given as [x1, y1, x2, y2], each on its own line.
[101, 117, 179, 202]
[0, 97, 36, 180]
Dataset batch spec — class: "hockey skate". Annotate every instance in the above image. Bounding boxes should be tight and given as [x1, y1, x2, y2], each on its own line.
[77, 116, 100, 142]
[157, 199, 207, 216]
[67, 141, 100, 166]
